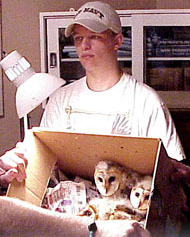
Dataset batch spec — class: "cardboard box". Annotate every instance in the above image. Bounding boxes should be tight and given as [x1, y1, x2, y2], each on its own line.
[6, 127, 185, 236]
[7, 127, 160, 203]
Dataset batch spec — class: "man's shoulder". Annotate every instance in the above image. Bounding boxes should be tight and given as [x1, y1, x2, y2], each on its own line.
[122, 72, 155, 92]
[53, 77, 85, 95]
[122, 72, 163, 103]
[62, 77, 85, 90]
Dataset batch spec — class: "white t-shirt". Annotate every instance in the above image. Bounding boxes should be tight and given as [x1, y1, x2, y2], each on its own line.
[40, 73, 185, 161]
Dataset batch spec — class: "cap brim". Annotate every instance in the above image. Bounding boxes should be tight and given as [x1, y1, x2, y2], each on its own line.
[65, 19, 108, 37]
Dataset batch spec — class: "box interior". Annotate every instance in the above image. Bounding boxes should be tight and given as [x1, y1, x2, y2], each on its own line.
[6, 127, 161, 223]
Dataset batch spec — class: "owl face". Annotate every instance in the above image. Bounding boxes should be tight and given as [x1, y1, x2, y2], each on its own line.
[94, 161, 123, 197]
[130, 175, 152, 212]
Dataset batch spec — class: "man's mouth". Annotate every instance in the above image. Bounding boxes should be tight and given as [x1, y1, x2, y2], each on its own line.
[81, 54, 94, 59]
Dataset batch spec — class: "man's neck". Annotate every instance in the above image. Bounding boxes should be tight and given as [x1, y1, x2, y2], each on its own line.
[86, 67, 123, 92]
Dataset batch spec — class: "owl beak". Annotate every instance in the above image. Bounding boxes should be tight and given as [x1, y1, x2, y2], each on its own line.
[101, 186, 108, 195]
[139, 191, 151, 211]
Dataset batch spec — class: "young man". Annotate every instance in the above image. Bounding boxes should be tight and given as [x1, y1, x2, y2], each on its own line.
[0, 1, 190, 237]
[41, 2, 185, 162]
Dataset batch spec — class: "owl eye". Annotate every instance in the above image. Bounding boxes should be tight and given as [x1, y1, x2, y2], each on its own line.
[98, 177, 103, 183]
[108, 176, 115, 183]
[135, 192, 140, 197]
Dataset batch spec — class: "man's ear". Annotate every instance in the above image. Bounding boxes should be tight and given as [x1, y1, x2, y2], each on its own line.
[114, 33, 123, 51]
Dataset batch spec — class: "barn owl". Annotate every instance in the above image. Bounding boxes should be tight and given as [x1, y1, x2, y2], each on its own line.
[78, 160, 152, 223]
[130, 175, 152, 214]
[94, 160, 140, 198]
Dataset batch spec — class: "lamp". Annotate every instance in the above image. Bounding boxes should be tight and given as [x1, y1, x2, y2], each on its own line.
[0, 50, 66, 135]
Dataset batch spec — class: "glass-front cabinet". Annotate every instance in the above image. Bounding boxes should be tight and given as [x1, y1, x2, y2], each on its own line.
[132, 12, 190, 109]
[40, 9, 190, 109]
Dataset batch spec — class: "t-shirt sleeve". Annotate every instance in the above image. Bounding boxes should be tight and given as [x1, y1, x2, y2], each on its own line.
[144, 100, 185, 161]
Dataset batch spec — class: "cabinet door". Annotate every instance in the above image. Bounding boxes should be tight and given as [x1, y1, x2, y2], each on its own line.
[45, 14, 132, 84]
[46, 18, 81, 83]
[118, 15, 132, 76]
[132, 13, 190, 109]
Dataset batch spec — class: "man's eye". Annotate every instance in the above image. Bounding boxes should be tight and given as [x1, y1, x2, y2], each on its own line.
[90, 35, 101, 40]
[73, 36, 83, 42]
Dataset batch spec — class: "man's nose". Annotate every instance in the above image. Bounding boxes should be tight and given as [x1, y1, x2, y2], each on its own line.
[81, 38, 91, 50]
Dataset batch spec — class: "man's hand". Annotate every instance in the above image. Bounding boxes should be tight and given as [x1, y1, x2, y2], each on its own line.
[96, 220, 152, 237]
[170, 159, 190, 184]
[0, 142, 28, 187]
[126, 222, 152, 237]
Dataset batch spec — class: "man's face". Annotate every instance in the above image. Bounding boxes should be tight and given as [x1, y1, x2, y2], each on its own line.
[72, 25, 121, 72]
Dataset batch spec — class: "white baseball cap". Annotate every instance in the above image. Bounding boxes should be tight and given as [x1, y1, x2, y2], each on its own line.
[65, 1, 122, 37]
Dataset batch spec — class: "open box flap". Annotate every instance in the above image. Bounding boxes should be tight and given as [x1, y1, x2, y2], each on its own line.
[32, 127, 161, 179]
[7, 128, 57, 206]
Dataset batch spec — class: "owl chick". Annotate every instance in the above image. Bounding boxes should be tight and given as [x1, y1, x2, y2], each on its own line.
[130, 175, 152, 215]
[78, 160, 151, 222]
[94, 160, 141, 198]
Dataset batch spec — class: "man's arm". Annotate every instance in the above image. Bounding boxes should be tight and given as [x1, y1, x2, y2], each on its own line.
[0, 196, 89, 237]
[0, 196, 151, 237]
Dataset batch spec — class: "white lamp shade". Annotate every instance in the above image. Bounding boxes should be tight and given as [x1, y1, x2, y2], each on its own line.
[16, 72, 64, 118]
[0, 50, 66, 118]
